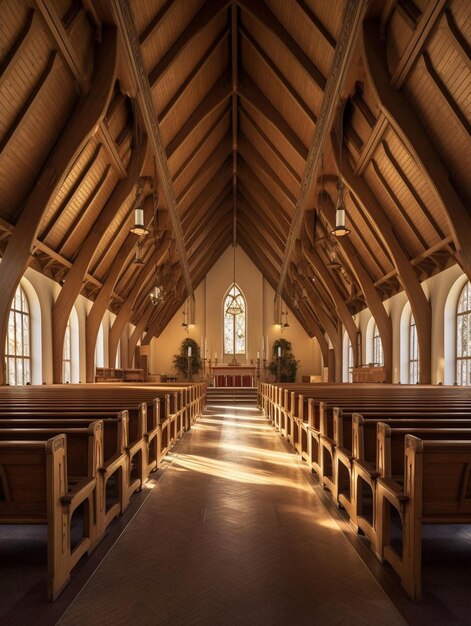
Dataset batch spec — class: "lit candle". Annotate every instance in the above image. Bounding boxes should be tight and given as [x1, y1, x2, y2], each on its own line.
[277, 346, 281, 357]
[188, 346, 192, 357]
[257, 351, 260, 359]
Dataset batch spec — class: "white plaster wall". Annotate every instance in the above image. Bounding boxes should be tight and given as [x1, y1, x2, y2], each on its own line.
[149, 246, 321, 381]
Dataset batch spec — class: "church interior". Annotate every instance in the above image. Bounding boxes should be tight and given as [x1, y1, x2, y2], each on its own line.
[0, 0, 470, 623]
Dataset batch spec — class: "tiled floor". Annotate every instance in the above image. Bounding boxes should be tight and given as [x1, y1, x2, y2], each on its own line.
[59, 404, 405, 625]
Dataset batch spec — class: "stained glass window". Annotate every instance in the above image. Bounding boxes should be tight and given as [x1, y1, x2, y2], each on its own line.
[224, 284, 246, 355]
[5, 284, 31, 385]
[409, 315, 419, 384]
[457, 281, 471, 385]
[63, 318, 71, 383]
[373, 323, 383, 366]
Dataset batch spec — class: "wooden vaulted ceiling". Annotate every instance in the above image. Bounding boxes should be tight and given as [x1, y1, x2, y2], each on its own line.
[0, 0, 470, 382]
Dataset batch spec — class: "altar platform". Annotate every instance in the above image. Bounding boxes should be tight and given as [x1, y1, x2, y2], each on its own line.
[211, 365, 258, 388]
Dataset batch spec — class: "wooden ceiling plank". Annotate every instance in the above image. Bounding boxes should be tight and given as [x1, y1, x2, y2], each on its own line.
[293, 269, 339, 344]
[363, 18, 471, 282]
[0, 52, 57, 154]
[238, 200, 285, 256]
[139, 0, 178, 45]
[239, 106, 301, 186]
[370, 159, 428, 251]
[182, 180, 232, 240]
[318, 193, 393, 382]
[186, 197, 232, 253]
[112, 0, 194, 299]
[237, 223, 282, 272]
[188, 216, 232, 269]
[148, 0, 231, 87]
[240, 24, 317, 124]
[238, 135, 297, 208]
[166, 73, 232, 159]
[176, 135, 232, 205]
[96, 122, 128, 178]
[379, 139, 445, 240]
[34, 0, 91, 91]
[160, 25, 230, 124]
[276, 0, 368, 301]
[173, 104, 229, 183]
[443, 9, 471, 72]
[238, 75, 308, 160]
[237, 0, 326, 93]
[293, 0, 336, 49]
[0, 9, 36, 91]
[238, 183, 288, 238]
[40, 144, 103, 241]
[57, 165, 112, 254]
[237, 162, 291, 228]
[0, 25, 118, 385]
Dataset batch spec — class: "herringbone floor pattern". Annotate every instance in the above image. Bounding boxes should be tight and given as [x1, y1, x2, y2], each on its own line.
[59, 404, 405, 625]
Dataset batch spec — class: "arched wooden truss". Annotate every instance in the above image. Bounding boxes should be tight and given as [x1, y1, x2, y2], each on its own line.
[0, 0, 469, 384]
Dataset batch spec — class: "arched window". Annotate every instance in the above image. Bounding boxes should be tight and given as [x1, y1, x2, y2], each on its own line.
[63, 319, 71, 383]
[342, 331, 353, 382]
[409, 315, 419, 384]
[457, 281, 471, 385]
[373, 323, 383, 366]
[223, 284, 246, 356]
[5, 284, 31, 385]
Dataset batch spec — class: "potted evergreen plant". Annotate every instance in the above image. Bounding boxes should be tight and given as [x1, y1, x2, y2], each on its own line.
[173, 338, 202, 380]
[268, 338, 299, 382]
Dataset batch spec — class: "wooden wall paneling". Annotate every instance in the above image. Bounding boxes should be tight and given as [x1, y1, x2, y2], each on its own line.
[318, 193, 393, 382]
[363, 18, 471, 281]
[51, 134, 146, 382]
[0, 24, 117, 385]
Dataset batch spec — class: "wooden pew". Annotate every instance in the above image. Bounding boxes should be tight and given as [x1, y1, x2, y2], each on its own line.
[0, 435, 95, 600]
[376, 435, 471, 600]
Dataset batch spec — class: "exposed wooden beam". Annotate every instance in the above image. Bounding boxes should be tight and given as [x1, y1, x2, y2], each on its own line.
[318, 194, 393, 382]
[139, 0, 178, 45]
[293, 0, 336, 49]
[0, 25, 118, 385]
[160, 25, 230, 124]
[109, 237, 173, 366]
[148, 0, 231, 87]
[238, 75, 308, 161]
[52, 135, 147, 382]
[166, 72, 232, 159]
[85, 233, 138, 381]
[276, 0, 368, 300]
[96, 123, 128, 178]
[337, 142, 432, 383]
[363, 18, 471, 282]
[183, 181, 232, 241]
[112, 0, 194, 298]
[237, 0, 326, 93]
[231, 1, 238, 246]
[0, 10, 36, 92]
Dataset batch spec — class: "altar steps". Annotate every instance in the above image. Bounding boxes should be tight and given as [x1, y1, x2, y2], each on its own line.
[206, 386, 258, 405]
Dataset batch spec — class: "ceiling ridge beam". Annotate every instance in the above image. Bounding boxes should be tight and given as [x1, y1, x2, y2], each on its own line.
[112, 0, 194, 299]
[276, 0, 368, 300]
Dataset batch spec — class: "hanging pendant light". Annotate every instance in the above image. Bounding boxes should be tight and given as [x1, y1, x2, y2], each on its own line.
[225, 245, 243, 316]
[331, 100, 351, 238]
[130, 112, 149, 236]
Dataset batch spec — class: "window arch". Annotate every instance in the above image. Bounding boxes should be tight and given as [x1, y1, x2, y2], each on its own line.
[457, 281, 471, 385]
[63, 318, 71, 383]
[342, 331, 353, 382]
[409, 315, 419, 384]
[5, 284, 31, 385]
[223, 284, 246, 356]
[373, 323, 383, 367]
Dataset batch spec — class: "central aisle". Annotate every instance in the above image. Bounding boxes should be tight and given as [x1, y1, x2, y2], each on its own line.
[60, 404, 404, 625]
